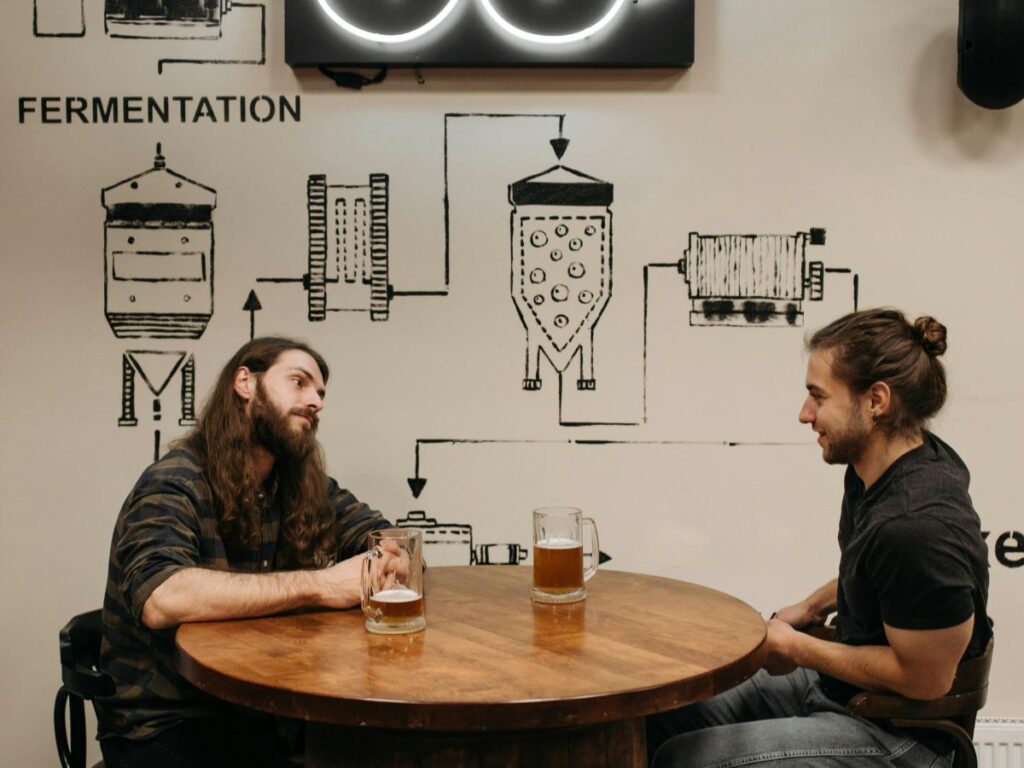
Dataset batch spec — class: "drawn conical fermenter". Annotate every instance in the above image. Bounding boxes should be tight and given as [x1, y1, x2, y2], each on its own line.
[509, 165, 613, 391]
[101, 144, 216, 339]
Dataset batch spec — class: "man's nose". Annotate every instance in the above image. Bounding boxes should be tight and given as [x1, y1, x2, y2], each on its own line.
[798, 399, 813, 424]
[307, 391, 324, 413]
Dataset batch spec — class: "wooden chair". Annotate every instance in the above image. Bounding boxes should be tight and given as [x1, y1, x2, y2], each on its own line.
[55, 609, 113, 768]
[806, 625, 993, 768]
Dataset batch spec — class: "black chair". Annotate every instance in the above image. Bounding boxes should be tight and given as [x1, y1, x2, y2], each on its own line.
[55, 609, 113, 768]
[806, 625, 993, 768]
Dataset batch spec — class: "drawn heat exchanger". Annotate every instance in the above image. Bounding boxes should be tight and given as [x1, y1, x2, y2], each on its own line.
[510, 165, 613, 391]
[306, 173, 390, 322]
[105, 0, 235, 39]
[679, 228, 826, 327]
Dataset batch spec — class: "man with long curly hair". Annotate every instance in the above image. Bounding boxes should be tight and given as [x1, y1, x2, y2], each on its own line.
[96, 337, 392, 767]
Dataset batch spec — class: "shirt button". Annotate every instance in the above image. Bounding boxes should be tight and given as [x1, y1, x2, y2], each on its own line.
[262, 560, 269, 568]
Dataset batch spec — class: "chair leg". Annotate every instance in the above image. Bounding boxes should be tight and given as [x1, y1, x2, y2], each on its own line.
[70, 695, 86, 768]
[54, 687, 72, 768]
[954, 743, 978, 768]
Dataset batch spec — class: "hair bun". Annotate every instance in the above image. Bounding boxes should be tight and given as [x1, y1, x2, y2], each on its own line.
[913, 316, 947, 357]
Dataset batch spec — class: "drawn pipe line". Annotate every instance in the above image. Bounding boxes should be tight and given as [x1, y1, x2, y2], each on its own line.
[555, 261, 676, 427]
[157, 3, 266, 74]
[822, 268, 860, 311]
[436, 112, 567, 296]
[826, 267, 859, 310]
[408, 435, 810, 497]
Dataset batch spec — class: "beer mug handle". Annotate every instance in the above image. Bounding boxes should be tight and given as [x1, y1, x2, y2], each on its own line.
[361, 546, 382, 620]
[582, 517, 599, 582]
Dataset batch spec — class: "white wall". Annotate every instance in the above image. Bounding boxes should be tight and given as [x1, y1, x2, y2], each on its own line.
[2, 2, 1022, 765]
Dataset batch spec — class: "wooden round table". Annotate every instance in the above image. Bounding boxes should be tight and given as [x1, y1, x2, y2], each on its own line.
[176, 566, 766, 767]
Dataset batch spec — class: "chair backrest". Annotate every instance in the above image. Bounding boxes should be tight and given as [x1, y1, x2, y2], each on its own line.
[845, 637, 993, 724]
[55, 609, 113, 768]
[846, 638, 993, 768]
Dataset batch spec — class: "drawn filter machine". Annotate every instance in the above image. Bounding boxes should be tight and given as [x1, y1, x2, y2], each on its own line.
[510, 145, 613, 391]
[105, 0, 235, 39]
[305, 173, 390, 322]
[679, 228, 826, 326]
[102, 144, 215, 429]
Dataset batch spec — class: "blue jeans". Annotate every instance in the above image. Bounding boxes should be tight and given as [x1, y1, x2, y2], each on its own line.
[646, 669, 954, 768]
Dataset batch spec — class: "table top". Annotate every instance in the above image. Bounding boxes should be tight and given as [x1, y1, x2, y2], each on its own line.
[176, 567, 766, 731]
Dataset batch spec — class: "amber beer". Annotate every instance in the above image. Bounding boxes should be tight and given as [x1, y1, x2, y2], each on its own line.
[361, 528, 425, 634]
[531, 507, 600, 604]
[367, 588, 425, 624]
[533, 539, 584, 594]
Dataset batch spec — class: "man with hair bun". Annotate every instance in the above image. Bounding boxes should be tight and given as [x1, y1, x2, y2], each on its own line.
[649, 308, 993, 768]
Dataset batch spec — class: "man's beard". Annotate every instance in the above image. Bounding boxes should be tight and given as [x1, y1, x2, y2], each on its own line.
[251, 382, 318, 462]
[822, 402, 872, 466]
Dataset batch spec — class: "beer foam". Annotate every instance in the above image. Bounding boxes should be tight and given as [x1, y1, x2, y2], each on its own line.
[536, 537, 579, 549]
[371, 588, 420, 603]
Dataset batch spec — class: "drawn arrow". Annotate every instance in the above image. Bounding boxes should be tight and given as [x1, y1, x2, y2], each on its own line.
[408, 441, 428, 498]
[243, 289, 262, 340]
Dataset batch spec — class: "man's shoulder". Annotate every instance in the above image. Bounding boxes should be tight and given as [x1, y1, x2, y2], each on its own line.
[131, 447, 208, 498]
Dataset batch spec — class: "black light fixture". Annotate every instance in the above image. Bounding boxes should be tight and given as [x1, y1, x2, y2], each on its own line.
[285, 0, 694, 70]
[958, 0, 1024, 109]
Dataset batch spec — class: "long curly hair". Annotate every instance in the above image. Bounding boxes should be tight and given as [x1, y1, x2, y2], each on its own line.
[179, 337, 339, 568]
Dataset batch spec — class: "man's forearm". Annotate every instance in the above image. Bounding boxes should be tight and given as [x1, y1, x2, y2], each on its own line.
[788, 632, 951, 700]
[803, 579, 838, 619]
[776, 579, 838, 627]
[141, 566, 323, 629]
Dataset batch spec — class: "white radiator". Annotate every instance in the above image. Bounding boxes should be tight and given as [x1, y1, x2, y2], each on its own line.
[976, 718, 1024, 768]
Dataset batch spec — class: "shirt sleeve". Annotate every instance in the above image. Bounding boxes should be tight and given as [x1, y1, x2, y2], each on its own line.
[327, 477, 390, 561]
[115, 483, 203, 623]
[866, 512, 975, 631]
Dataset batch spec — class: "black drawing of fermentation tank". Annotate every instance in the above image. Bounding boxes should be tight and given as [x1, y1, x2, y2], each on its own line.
[510, 165, 613, 391]
[102, 144, 215, 339]
[102, 144, 214, 438]
[105, 0, 234, 39]
[679, 228, 825, 326]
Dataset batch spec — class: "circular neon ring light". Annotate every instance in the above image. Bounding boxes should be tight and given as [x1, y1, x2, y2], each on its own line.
[479, 0, 627, 45]
[314, 0, 462, 44]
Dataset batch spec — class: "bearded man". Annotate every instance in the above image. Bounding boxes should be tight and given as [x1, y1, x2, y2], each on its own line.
[97, 337, 391, 768]
[648, 309, 993, 768]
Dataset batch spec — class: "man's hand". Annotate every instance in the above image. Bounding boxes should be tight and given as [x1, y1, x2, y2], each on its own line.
[772, 579, 838, 630]
[314, 554, 366, 609]
[772, 602, 819, 630]
[763, 618, 802, 675]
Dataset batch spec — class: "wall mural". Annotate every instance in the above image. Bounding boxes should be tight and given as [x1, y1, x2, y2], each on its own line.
[33, 0, 267, 73]
[102, 144, 214, 461]
[90, 109, 866, 554]
[33, 0, 85, 36]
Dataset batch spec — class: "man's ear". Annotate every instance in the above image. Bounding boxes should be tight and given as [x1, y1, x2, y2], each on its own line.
[233, 366, 256, 403]
[867, 381, 893, 421]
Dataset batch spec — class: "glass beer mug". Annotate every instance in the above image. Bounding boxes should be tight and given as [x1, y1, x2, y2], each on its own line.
[360, 528, 425, 634]
[532, 507, 599, 604]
